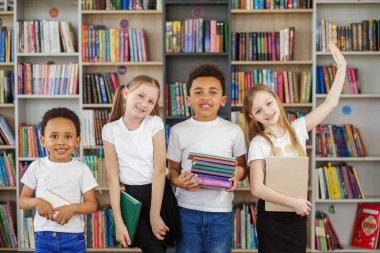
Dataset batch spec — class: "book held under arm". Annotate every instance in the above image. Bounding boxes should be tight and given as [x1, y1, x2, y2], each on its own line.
[264, 156, 309, 212]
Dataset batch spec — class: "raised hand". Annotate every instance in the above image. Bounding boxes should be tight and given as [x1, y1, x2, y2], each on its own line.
[329, 41, 347, 71]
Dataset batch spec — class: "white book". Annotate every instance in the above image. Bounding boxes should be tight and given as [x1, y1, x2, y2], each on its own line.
[40, 189, 71, 209]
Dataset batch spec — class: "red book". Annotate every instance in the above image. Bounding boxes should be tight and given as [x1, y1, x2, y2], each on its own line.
[351, 203, 380, 249]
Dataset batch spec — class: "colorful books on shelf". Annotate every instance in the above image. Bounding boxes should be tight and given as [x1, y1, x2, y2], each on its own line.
[82, 0, 161, 10]
[18, 124, 47, 158]
[317, 163, 365, 200]
[83, 72, 120, 104]
[232, 203, 257, 250]
[316, 19, 380, 52]
[165, 82, 190, 117]
[351, 203, 380, 249]
[231, 67, 312, 105]
[0, 151, 15, 187]
[17, 63, 79, 95]
[231, 0, 312, 9]
[0, 27, 14, 62]
[82, 25, 149, 62]
[85, 209, 115, 249]
[188, 152, 236, 190]
[0, 115, 15, 145]
[315, 211, 343, 251]
[0, 201, 17, 248]
[316, 65, 360, 94]
[84, 155, 108, 187]
[82, 109, 109, 147]
[232, 27, 295, 61]
[0, 70, 14, 103]
[18, 20, 76, 53]
[315, 124, 366, 158]
[166, 19, 228, 53]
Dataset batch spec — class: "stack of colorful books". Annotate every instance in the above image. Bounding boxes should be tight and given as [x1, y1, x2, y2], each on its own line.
[188, 152, 236, 190]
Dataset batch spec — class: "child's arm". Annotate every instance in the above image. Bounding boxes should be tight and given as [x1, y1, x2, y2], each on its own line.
[53, 189, 97, 225]
[250, 159, 312, 216]
[168, 160, 200, 191]
[19, 185, 54, 220]
[227, 154, 248, 192]
[305, 42, 347, 131]
[103, 140, 130, 247]
[150, 129, 169, 240]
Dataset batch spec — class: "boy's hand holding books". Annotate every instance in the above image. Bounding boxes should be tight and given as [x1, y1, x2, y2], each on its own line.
[176, 171, 201, 191]
[53, 205, 76, 225]
[226, 165, 245, 192]
[36, 197, 54, 221]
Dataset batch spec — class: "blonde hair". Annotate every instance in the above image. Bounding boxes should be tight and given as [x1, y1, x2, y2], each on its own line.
[109, 75, 161, 123]
[243, 84, 306, 157]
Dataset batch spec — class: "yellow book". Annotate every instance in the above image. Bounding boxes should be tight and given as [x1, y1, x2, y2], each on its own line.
[98, 30, 103, 62]
[109, 29, 116, 62]
[115, 29, 120, 62]
[331, 165, 342, 199]
[324, 165, 334, 199]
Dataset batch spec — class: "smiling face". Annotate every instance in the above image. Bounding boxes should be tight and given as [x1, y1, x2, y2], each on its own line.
[40, 117, 80, 163]
[124, 83, 159, 119]
[250, 90, 281, 127]
[186, 76, 227, 122]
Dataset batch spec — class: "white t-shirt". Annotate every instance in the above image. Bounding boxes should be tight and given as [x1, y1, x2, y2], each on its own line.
[247, 117, 309, 163]
[20, 157, 98, 233]
[102, 115, 164, 185]
[167, 117, 247, 212]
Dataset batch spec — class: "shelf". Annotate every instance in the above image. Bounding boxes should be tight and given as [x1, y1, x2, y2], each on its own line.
[315, 197, 380, 203]
[17, 95, 80, 99]
[231, 9, 313, 14]
[166, 0, 228, 5]
[166, 52, 229, 56]
[81, 10, 162, 15]
[82, 61, 163, 66]
[314, 244, 380, 252]
[0, 11, 13, 15]
[0, 248, 17, 252]
[17, 52, 79, 57]
[0, 103, 15, 108]
[83, 103, 113, 109]
[316, 51, 380, 56]
[316, 94, 380, 99]
[0, 145, 16, 149]
[315, 157, 380, 162]
[231, 60, 313, 65]
[0, 62, 14, 66]
[0, 186, 16, 190]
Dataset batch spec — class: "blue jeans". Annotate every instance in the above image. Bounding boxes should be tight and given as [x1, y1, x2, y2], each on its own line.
[176, 207, 232, 253]
[35, 231, 86, 253]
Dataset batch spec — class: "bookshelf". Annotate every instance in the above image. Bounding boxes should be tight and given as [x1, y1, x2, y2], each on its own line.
[311, 0, 380, 252]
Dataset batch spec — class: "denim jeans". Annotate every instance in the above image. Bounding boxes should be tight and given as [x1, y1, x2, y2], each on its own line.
[35, 231, 86, 253]
[175, 207, 232, 253]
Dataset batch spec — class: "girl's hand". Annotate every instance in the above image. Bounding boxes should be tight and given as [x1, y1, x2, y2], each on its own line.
[36, 198, 54, 221]
[292, 197, 312, 217]
[176, 171, 201, 191]
[227, 166, 244, 192]
[150, 215, 169, 240]
[53, 204, 76, 225]
[116, 223, 131, 247]
[329, 41, 347, 70]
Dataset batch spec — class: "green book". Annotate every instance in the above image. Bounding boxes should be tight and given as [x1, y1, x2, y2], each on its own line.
[110, 191, 142, 245]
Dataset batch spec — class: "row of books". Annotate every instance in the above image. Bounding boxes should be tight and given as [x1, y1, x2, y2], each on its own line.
[317, 163, 364, 200]
[232, 204, 257, 250]
[316, 65, 360, 95]
[0, 27, 13, 62]
[231, 0, 312, 9]
[316, 19, 380, 52]
[315, 124, 365, 158]
[18, 124, 47, 158]
[85, 209, 115, 248]
[83, 155, 108, 188]
[17, 63, 79, 95]
[315, 211, 343, 251]
[165, 82, 190, 117]
[0, 0, 14, 11]
[0, 152, 15, 187]
[0, 201, 17, 248]
[82, 0, 161, 10]
[0, 115, 14, 145]
[82, 109, 110, 147]
[231, 111, 244, 130]
[82, 26, 149, 62]
[232, 28, 295, 61]
[18, 21, 76, 54]
[165, 19, 228, 53]
[231, 67, 312, 105]
[20, 214, 34, 249]
[0, 70, 13, 103]
[83, 72, 120, 104]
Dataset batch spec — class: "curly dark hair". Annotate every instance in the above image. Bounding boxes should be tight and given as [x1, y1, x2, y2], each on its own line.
[187, 64, 226, 95]
[40, 107, 81, 136]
